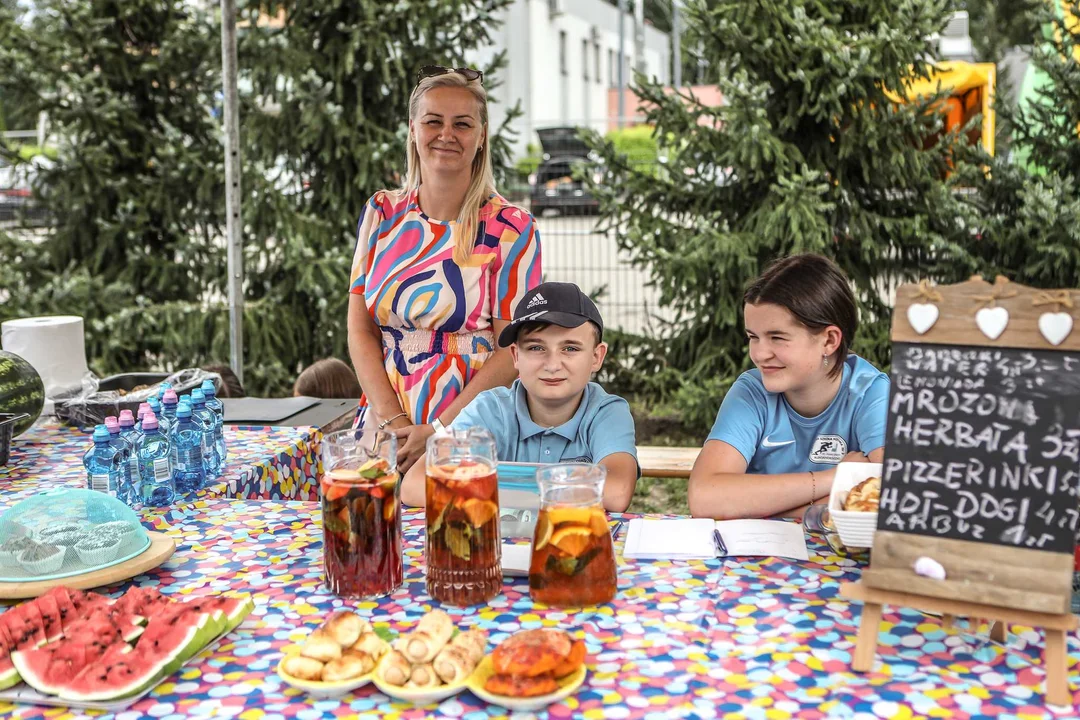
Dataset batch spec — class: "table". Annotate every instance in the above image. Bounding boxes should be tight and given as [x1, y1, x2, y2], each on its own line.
[1, 425, 1078, 719]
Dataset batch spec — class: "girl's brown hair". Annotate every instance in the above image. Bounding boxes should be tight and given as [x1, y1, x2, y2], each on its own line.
[743, 254, 857, 378]
[293, 358, 362, 399]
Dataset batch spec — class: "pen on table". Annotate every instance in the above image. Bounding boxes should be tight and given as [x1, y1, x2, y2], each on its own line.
[712, 528, 728, 557]
[610, 521, 624, 540]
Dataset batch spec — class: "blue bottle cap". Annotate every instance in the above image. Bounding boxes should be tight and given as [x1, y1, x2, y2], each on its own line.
[93, 426, 111, 442]
[201, 379, 216, 396]
[191, 389, 205, 404]
[148, 397, 161, 411]
[176, 403, 193, 418]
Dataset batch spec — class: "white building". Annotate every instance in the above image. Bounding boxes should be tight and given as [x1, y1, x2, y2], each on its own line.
[471, 0, 671, 158]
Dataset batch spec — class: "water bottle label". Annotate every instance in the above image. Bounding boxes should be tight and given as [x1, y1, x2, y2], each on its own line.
[153, 458, 171, 482]
[90, 473, 112, 493]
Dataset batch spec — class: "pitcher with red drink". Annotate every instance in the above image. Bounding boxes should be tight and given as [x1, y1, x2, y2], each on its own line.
[320, 429, 402, 598]
[425, 427, 502, 605]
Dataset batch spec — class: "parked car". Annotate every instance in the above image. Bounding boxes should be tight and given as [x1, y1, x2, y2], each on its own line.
[529, 127, 601, 217]
[0, 154, 51, 226]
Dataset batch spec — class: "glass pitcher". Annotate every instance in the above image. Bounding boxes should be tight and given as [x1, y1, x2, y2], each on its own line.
[320, 429, 402, 599]
[425, 427, 502, 605]
[529, 463, 617, 607]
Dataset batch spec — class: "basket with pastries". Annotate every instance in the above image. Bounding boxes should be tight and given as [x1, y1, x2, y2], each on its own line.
[827, 462, 884, 550]
[277, 610, 390, 697]
[373, 609, 487, 703]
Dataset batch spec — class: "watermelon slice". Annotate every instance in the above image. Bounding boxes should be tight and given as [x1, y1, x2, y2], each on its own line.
[43, 587, 80, 636]
[138, 610, 215, 672]
[0, 604, 45, 650]
[58, 642, 171, 702]
[176, 595, 254, 635]
[0, 623, 19, 690]
[12, 638, 93, 695]
[112, 586, 172, 617]
[32, 594, 64, 643]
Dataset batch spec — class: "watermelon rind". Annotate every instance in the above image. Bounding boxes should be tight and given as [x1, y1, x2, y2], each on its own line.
[0, 350, 46, 437]
[222, 595, 254, 633]
[57, 644, 172, 703]
[0, 665, 20, 691]
[10, 643, 87, 696]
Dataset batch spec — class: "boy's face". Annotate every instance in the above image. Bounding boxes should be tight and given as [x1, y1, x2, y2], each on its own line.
[510, 323, 606, 405]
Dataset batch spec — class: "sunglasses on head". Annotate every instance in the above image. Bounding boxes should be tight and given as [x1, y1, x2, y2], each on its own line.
[416, 65, 484, 85]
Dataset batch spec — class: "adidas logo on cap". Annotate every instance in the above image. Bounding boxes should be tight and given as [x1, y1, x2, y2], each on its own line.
[526, 293, 547, 309]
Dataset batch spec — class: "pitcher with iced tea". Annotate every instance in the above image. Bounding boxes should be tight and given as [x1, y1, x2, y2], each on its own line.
[425, 427, 502, 605]
[321, 429, 402, 599]
[529, 463, 617, 607]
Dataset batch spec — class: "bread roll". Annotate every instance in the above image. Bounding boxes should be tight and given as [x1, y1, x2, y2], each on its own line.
[301, 629, 342, 662]
[405, 662, 440, 688]
[350, 631, 390, 660]
[282, 654, 324, 681]
[323, 611, 369, 648]
[403, 609, 454, 663]
[378, 649, 412, 686]
[433, 628, 487, 683]
[321, 653, 370, 682]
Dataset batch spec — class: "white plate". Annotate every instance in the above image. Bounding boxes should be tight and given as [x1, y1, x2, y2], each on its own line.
[276, 653, 374, 699]
[371, 661, 470, 705]
[467, 656, 586, 712]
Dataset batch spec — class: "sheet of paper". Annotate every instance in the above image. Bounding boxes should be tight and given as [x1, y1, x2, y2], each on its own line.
[501, 543, 532, 576]
[714, 519, 810, 561]
[622, 518, 717, 560]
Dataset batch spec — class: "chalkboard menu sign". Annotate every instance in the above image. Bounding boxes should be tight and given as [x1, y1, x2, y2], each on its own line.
[862, 276, 1079, 616]
[879, 342, 1080, 554]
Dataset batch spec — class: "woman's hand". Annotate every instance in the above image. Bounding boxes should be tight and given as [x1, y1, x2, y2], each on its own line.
[394, 423, 435, 473]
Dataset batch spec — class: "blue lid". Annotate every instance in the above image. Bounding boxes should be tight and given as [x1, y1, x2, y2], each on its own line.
[92, 426, 111, 442]
[201, 379, 216, 396]
[191, 388, 205, 404]
[148, 397, 161, 410]
[176, 403, 193, 418]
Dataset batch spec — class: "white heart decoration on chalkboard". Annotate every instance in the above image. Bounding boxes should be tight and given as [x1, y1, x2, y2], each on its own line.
[975, 306, 1009, 340]
[1038, 312, 1073, 346]
[907, 303, 939, 335]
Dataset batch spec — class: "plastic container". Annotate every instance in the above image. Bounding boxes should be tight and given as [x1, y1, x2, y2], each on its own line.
[138, 414, 175, 507]
[83, 425, 121, 498]
[0, 488, 150, 582]
[54, 368, 221, 430]
[201, 379, 227, 468]
[828, 462, 883, 550]
[189, 389, 221, 478]
[170, 402, 206, 494]
[104, 416, 137, 508]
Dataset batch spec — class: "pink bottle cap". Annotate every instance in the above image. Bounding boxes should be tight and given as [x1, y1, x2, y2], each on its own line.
[163, 390, 179, 405]
[142, 414, 159, 431]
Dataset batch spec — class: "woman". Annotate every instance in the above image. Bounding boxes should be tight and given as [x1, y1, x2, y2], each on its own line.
[688, 254, 889, 520]
[348, 66, 542, 471]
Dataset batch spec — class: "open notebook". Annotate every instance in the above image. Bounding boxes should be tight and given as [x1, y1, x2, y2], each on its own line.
[622, 518, 809, 561]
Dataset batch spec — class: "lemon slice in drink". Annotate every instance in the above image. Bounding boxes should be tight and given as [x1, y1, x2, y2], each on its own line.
[534, 512, 553, 551]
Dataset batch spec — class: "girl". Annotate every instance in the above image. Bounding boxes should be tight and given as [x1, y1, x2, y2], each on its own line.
[688, 254, 889, 520]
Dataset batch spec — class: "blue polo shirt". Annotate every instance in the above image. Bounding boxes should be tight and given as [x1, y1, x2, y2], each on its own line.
[450, 380, 638, 467]
[706, 355, 889, 474]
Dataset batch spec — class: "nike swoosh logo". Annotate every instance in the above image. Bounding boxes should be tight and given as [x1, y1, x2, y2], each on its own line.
[762, 436, 795, 448]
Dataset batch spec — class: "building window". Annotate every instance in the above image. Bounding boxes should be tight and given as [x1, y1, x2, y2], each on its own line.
[608, 49, 614, 87]
[559, 31, 567, 76]
[582, 39, 589, 80]
[594, 42, 601, 84]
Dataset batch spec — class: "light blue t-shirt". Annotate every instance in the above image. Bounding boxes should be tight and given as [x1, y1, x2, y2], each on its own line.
[706, 355, 889, 474]
[450, 380, 638, 467]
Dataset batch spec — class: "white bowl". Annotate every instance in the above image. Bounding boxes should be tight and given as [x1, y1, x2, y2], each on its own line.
[276, 653, 374, 698]
[828, 462, 883, 550]
[467, 656, 586, 712]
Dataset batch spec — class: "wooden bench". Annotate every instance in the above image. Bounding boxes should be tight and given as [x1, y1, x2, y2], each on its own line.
[636, 445, 700, 478]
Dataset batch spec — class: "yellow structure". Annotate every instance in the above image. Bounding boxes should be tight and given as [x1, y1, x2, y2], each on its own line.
[888, 61, 997, 156]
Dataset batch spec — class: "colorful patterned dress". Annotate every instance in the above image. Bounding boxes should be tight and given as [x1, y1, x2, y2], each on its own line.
[349, 188, 542, 430]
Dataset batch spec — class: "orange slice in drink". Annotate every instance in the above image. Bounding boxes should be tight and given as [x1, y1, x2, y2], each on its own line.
[550, 526, 593, 558]
[383, 498, 397, 522]
[546, 507, 595, 527]
[461, 498, 499, 528]
[589, 509, 609, 536]
[534, 512, 553, 550]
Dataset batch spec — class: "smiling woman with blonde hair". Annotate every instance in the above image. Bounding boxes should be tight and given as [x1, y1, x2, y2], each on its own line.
[347, 65, 542, 471]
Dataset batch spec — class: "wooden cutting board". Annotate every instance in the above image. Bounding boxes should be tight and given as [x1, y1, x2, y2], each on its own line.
[0, 531, 176, 600]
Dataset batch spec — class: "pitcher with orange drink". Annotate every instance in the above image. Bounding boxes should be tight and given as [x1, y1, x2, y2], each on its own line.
[425, 427, 502, 605]
[529, 463, 617, 606]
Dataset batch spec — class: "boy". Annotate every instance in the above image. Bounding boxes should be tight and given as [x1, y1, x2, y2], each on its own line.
[401, 282, 639, 511]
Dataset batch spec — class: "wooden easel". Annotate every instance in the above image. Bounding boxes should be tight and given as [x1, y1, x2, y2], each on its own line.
[841, 582, 1077, 706]
[848, 276, 1080, 708]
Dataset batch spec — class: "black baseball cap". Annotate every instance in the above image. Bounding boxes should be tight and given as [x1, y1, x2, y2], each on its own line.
[498, 282, 604, 348]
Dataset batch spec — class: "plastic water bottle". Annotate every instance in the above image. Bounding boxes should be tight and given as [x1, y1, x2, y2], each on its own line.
[190, 388, 221, 479]
[170, 402, 207, 494]
[136, 403, 152, 432]
[156, 382, 172, 402]
[117, 410, 143, 507]
[161, 390, 180, 469]
[84, 425, 121, 498]
[138, 414, 175, 507]
[147, 397, 171, 436]
[104, 416, 137, 507]
[200, 379, 227, 469]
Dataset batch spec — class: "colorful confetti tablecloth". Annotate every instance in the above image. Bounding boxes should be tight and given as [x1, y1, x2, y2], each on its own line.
[1, 425, 1079, 719]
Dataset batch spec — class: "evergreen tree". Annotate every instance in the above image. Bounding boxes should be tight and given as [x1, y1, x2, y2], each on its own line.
[953, 1, 1080, 288]
[585, 0, 978, 429]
